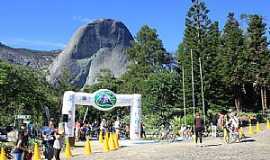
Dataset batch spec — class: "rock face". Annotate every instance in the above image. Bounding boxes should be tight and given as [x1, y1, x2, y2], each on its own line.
[0, 42, 59, 69]
[47, 19, 133, 88]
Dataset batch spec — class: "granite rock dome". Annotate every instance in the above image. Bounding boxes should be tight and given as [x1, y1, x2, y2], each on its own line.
[47, 19, 133, 88]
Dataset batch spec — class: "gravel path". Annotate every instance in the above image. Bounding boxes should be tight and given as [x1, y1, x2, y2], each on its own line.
[64, 128, 270, 160]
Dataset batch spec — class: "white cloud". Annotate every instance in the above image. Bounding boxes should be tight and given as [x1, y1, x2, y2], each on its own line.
[2, 38, 65, 49]
[72, 16, 93, 23]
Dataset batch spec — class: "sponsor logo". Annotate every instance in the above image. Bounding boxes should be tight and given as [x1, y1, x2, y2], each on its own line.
[94, 89, 117, 109]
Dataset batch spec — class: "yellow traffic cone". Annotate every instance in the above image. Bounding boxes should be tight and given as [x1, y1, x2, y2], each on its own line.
[256, 122, 261, 133]
[248, 121, 254, 135]
[239, 127, 244, 139]
[99, 131, 103, 144]
[267, 120, 270, 129]
[109, 133, 116, 151]
[115, 133, 119, 149]
[0, 147, 7, 160]
[103, 135, 110, 152]
[32, 143, 41, 160]
[112, 133, 118, 149]
[65, 139, 72, 159]
[84, 139, 92, 156]
[105, 132, 109, 141]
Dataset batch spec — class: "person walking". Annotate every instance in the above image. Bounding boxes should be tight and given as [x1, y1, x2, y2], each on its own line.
[53, 131, 64, 160]
[211, 114, 218, 137]
[140, 122, 146, 139]
[194, 112, 204, 146]
[42, 123, 55, 160]
[13, 132, 28, 160]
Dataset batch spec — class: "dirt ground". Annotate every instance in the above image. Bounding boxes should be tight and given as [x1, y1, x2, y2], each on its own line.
[63, 128, 270, 160]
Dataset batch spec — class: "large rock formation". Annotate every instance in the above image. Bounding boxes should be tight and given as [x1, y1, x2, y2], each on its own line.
[47, 19, 133, 88]
[0, 42, 59, 69]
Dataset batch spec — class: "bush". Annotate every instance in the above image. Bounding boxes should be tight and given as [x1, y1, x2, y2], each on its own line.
[170, 116, 181, 133]
[180, 114, 194, 126]
[143, 114, 160, 132]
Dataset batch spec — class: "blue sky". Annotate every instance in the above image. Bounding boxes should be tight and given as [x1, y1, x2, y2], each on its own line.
[0, 0, 269, 52]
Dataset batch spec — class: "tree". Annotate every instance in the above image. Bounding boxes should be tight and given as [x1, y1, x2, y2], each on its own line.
[84, 69, 122, 93]
[179, 0, 211, 113]
[127, 25, 166, 69]
[245, 15, 270, 113]
[143, 70, 182, 126]
[203, 21, 228, 108]
[121, 25, 167, 94]
[0, 61, 58, 126]
[220, 12, 245, 112]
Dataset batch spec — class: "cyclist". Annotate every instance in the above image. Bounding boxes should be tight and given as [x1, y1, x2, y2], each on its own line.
[225, 111, 240, 143]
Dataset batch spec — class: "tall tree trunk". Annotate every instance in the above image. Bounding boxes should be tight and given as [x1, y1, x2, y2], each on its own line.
[264, 87, 269, 109]
[263, 87, 267, 110]
[234, 85, 241, 112]
[235, 97, 241, 113]
[261, 87, 265, 114]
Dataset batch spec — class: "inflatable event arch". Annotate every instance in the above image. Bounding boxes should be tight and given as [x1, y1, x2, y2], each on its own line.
[62, 89, 142, 140]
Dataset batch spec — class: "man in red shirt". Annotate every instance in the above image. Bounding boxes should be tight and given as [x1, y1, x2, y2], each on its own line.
[194, 112, 204, 145]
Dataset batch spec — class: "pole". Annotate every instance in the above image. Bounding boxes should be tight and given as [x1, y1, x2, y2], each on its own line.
[182, 66, 187, 125]
[199, 57, 206, 125]
[83, 106, 89, 124]
[191, 49, 195, 117]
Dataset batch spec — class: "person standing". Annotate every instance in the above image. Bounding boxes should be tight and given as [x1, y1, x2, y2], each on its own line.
[13, 132, 28, 160]
[100, 119, 107, 136]
[125, 124, 130, 139]
[42, 123, 55, 160]
[53, 131, 64, 160]
[194, 112, 204, 146]
[211, 114, 218, 137]
[75, 121, 81, 142]
[140, 122, 146, 139]
[114, 117, 120, 138]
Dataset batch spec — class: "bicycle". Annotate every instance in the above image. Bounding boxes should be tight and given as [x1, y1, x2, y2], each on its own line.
[158, 125, 177, 143]
[224, 127, 239, 144]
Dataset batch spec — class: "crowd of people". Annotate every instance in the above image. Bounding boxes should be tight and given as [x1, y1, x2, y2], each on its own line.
[177, 110, 242, 146]
[1, 109, 248, 159]
[9, 118, 64, 160]
[74, 117, 131, 142]
[5, 116, 133, 160]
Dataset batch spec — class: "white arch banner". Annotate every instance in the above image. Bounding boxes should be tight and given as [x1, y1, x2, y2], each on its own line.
[62, 89, 142, 140]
